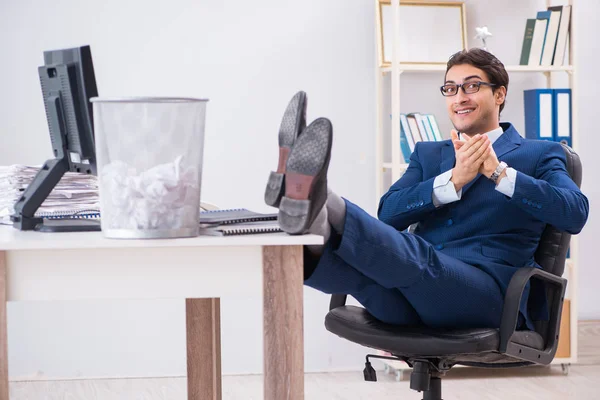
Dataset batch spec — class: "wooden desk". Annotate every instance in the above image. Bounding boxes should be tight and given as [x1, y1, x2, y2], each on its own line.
[0, 227, 321, 400]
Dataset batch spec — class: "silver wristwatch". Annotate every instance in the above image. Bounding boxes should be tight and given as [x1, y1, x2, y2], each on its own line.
[490, 161, 508, 184]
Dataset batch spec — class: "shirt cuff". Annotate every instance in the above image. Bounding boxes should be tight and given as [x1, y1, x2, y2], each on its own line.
[432, 169, 462, 207]
[495, 167, 517, 197]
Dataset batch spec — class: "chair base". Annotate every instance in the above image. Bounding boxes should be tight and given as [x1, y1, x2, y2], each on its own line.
[420, 377, 442, 400]
[410, 361, 443, 400]
[364, 355, 446, 399]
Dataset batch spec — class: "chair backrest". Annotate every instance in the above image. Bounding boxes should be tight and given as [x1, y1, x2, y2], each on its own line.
[532, 144, 581, 338]
[533, 144, 582, 277]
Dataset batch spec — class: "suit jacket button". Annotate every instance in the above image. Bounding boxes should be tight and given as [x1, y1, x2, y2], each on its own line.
[537, 204, 542, 209]
[447, 219, 453, 226]
[522, 198, 528, 204]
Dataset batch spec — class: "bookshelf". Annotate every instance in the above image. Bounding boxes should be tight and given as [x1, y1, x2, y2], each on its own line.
[381, 65, 574, 73]
[374, 0, 578, 371]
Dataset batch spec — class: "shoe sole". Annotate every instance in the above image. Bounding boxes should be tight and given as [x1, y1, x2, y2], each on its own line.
[265, 91, 307, 208]
[278, 117, 332, 235]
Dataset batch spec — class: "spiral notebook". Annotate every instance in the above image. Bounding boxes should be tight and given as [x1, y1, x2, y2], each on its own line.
[30, 208, 274, 224]
[198, 220, 282, 236]
[38, 209, 101, 220]
[21, 207, 282, 236]
[198, 208, 278, 225]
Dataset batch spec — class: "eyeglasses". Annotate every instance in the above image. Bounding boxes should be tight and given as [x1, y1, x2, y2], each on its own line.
[440, 81, 496, 97]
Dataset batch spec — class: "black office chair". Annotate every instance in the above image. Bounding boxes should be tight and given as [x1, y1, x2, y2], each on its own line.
[324, 144, 581, 400]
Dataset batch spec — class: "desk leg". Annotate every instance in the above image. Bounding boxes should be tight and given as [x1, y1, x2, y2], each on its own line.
[186, 298, 222, 400]
[263, 245, 304, 400]
[0, 251, 8, 400]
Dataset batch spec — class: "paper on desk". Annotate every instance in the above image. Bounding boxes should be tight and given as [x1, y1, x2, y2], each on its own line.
[0, 164, 100, 225]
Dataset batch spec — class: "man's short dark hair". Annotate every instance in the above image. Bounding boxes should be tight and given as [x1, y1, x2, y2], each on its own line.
[446, 48, 509, 114]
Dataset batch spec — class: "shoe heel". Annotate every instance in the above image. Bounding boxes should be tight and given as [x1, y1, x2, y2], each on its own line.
[265, 171, 285, 207]
[278, 196, 311, 235]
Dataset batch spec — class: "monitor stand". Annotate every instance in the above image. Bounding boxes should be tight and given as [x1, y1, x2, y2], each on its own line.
[11, 95, 99, 232]
[35, 218, 101, 232]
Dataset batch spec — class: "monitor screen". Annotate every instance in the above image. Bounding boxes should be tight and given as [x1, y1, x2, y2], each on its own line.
[40, 45, 98, 174]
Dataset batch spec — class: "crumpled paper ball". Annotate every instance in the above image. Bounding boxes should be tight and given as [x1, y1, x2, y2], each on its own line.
[100, 156, 200, 231]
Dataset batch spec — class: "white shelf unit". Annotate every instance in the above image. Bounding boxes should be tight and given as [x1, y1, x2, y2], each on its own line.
[374, 0, 578, 369]
[381, 65, 574, 73]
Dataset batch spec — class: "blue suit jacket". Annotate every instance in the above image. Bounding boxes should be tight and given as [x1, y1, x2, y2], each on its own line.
[377, 123, 589, 323]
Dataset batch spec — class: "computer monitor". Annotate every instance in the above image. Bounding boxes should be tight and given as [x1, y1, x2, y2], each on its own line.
[11, 45, 101, 232]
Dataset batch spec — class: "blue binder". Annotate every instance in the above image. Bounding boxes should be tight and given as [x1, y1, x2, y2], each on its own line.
[524, 89, 554, 142]
[553, 88, 572, 147]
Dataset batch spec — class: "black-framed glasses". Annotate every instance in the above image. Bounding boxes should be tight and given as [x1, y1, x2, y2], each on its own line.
[440, 81, 496, 97]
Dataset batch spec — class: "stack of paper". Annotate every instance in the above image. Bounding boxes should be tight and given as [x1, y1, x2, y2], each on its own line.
[0, 165, 100, 225]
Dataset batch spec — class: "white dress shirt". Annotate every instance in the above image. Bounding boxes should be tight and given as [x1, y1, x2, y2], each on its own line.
[432, 127, 517, 207]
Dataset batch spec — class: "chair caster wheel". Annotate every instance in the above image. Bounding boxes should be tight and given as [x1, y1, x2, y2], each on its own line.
[561, 363, 570, 375]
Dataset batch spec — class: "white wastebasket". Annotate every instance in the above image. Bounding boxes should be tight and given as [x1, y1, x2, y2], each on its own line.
[90, 97, 208, 239]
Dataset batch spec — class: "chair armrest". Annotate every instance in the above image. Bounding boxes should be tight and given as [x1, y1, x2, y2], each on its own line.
[329, 294, 348, 311]
[499, 267, 567, 361]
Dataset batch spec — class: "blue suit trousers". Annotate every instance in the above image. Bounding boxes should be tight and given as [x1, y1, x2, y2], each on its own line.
[305, 200, 506, 329]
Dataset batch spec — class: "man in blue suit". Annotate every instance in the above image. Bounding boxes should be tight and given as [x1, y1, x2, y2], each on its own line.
[264, 48, 589, 330]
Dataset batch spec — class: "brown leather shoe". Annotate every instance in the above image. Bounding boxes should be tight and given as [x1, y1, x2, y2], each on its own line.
[264, 91, 307, 208]
[278, 117, 332, 235]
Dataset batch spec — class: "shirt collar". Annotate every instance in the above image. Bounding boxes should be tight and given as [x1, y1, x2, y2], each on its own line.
[459, 126, 504, 145]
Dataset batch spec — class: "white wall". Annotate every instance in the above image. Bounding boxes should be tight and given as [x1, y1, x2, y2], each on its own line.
[1, 0, 378, 379]
[1, 0, 598, 380]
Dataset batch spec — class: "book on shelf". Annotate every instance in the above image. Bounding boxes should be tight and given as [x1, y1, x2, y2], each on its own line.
[520, 5, 571, 67]
[519, 19, 536, 65]
[540, 8, 561, 66]
[550, 5, 571, 66]
[415, 113, 435, 142]
[426, 114, 443, 141]
[528, 11, 550, 66]
[399, 114, 415, 153]
[395, 114, 414, 163]
[399, 123, 412, 163]
[394, 113, 444, 165]
[402, 113, 443, 145]
[405, 114, 423, 143]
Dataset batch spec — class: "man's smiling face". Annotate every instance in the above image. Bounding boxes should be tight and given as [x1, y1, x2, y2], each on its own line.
[444, 63, 505, 136]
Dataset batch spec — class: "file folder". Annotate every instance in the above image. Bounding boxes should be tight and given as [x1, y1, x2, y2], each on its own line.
[524, 89, 554, 142]
[553, 89, 572, 147]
